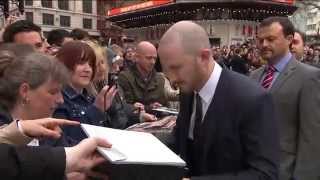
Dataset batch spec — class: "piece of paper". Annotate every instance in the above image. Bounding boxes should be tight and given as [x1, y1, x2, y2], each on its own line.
[152, 107, 179, 115]
[81, 124, 186, 166]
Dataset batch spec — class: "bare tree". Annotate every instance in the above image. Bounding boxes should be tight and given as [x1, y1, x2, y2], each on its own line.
[296, 0, 320, 10]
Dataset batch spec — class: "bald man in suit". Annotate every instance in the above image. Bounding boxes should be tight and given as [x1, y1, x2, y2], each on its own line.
[158, 21, 279, 180]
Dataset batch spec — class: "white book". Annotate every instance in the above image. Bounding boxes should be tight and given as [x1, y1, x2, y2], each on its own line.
[81, 124, 186, 167]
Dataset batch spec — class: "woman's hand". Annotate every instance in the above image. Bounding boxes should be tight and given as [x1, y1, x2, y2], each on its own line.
[94, 85, 117, 112]
[19, 118, 79, 139]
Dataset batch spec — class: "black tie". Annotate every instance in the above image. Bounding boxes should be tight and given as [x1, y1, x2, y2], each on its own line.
[193, 93, 203, 140]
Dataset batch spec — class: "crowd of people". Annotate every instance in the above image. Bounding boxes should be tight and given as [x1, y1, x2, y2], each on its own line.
[0, 15, 319, 180]
[212, 33, 320, 76]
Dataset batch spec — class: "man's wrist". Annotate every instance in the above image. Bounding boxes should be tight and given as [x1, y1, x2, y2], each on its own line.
[139, 111, 145, 122]
[64, 147, 74, 173]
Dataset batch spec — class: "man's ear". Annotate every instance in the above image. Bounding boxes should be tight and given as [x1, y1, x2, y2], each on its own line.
[200, 49, 211, 63]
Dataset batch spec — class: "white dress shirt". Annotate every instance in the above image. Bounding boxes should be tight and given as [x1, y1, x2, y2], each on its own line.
[188, 62, 222, 139]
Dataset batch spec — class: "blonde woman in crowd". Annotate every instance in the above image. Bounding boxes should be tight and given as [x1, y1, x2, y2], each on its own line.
[85, 41, 157, 127]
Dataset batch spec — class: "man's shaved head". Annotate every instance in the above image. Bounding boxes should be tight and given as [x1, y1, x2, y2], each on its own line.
[136, 41, 156, 54]
[135, 41, 157, 76]
[159, 21, 211, 56]
[158, 21, 214, 93]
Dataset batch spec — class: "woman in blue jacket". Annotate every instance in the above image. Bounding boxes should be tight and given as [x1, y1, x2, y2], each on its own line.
[53, 41, 117, 143]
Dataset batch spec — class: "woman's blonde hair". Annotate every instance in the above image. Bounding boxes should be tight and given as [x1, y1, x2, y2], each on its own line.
[85, 41, 107, 66]
[84, 41, 109, 96]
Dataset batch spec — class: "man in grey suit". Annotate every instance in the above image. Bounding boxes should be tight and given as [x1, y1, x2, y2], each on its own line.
[251, 16, 320, 180]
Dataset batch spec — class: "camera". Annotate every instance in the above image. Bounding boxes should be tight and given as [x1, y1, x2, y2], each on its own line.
[108, 73, 118, 87]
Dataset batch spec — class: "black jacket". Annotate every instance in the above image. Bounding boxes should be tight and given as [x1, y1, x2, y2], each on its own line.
[0, 143, 65, 180]
[174, 70, 279, 180]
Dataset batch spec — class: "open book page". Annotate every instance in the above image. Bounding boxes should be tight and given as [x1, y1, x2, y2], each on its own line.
[81, 124, 186, 166]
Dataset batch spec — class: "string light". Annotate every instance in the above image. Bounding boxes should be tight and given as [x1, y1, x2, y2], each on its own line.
[110, 3, 295, 29]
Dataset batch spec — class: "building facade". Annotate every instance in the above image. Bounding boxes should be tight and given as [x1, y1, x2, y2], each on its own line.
[290, 1, 308, 33]
[6, 0, 104, 38]
[305, 2, 320, 41]
[107, 0, 296, 46]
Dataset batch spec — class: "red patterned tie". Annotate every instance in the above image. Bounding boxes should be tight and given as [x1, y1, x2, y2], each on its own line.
[262, 65, 276, 89]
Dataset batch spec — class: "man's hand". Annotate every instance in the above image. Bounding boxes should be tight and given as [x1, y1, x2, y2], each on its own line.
[133, 102, 145, 113]
[19, 118, 80, 139]
[67, 172, 109, 180]
[149, 102, 162, 109]
[66, 172, 86, 180]
[65, 138, 112, 173]
[142, 112, 158, 122]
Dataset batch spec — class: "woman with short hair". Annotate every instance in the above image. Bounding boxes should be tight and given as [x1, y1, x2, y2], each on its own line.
[54, 41, 117, 143]
[0, 49, 70, 146]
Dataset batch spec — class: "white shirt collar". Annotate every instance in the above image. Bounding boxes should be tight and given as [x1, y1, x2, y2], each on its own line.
[188, 62, 222, 139]
[197, 61, 222, 104]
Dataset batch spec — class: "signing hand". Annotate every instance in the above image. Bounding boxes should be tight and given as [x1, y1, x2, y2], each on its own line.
[19, 118, 80, 139]
[133, 102, 145, 111]
[149, 102, 162, 109]
[133, 102, 145, 113]
[142, 112, 158, 122]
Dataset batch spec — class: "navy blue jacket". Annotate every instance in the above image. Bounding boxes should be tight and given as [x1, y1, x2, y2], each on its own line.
[53, 86, 106, 143]
[53, 85, 139, 144]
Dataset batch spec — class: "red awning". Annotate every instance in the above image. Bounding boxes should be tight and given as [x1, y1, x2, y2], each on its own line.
[107, 0, 174, 16]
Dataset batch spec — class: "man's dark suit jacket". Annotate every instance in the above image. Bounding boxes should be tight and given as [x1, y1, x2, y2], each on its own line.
[174, 69, 279, 180]
[0, 143, 66, 180]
